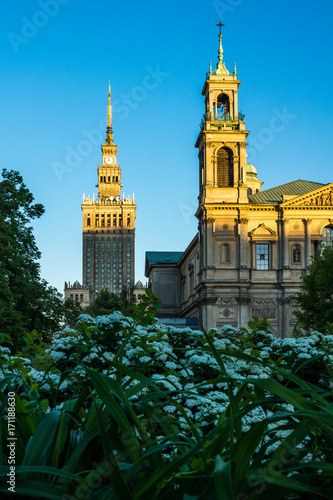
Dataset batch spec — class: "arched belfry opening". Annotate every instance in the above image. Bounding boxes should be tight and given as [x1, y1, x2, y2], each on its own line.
[217, 93, 230, 119]
[217, 147, 234, 187]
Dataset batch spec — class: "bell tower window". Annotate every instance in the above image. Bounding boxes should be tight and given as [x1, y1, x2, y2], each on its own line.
[217, 147, 234, 187]
[217, 93, 230, 120]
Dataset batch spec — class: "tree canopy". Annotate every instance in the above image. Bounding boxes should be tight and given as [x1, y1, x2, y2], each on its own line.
[0, 169, 64, 348]
[85, 288, 134, 317]
[293, 244, 333, 332]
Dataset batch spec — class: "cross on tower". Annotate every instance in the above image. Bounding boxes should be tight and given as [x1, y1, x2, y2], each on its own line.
[216, 20, 225, 36]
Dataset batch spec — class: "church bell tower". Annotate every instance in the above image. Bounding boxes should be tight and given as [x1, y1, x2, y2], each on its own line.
[194, 23, 263, 328]
[196, 22, 250, 205]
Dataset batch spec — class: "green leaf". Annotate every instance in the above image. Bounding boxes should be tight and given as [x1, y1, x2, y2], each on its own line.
[22, 411, 61, 466]
[233, 419, 267, 491]
[213, 455, 234, 500]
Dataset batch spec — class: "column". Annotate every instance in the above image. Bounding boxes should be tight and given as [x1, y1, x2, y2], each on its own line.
[303, 218, 312, 269]
[282, 218, 289, 268]
[238, 218, 248, 268]
[234, 90, 238, 118]
[206, 218, 215, 267]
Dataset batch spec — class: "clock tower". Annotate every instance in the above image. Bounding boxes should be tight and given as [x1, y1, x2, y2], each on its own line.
[81, 86, 136, 298]
[99, 85, 122, 200]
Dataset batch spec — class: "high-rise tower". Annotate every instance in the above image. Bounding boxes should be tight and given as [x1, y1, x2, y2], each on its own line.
[81, 86, 136, 297]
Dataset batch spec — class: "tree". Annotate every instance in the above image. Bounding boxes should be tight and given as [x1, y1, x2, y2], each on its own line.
[0, 169, 64, 348]
[293, 244, 333, 332]
[85, 289, 134, 317]
[63, 298, 84, 328]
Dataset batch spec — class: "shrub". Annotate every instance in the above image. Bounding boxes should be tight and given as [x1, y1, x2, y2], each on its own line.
[1, 299, 333, 498]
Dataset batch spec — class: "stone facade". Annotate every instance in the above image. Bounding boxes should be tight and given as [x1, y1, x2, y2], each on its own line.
[64, 281, 92, 308]
[145, 31, 333, 337]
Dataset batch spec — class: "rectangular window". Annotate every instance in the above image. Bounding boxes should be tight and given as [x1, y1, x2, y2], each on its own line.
[256, 244, 269, 270]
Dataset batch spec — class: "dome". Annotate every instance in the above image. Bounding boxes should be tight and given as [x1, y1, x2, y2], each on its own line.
[246, 162, 258, 179]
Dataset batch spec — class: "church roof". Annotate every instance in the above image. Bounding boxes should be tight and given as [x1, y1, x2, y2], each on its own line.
[249, 180, 326, 205]
[146, 251, 183, 265]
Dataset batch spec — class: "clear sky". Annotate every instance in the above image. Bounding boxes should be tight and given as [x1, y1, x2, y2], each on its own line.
[1, 0, 333, 295]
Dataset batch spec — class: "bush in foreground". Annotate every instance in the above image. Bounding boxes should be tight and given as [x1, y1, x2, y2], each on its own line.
[1, 292, 333, 498]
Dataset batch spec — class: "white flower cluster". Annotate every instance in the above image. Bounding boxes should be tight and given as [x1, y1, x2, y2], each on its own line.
[3, 313, 333, 464]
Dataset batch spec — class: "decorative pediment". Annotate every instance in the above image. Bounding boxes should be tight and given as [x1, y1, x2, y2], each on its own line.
[281, 184, 333, 208]
[250, 224, 277, 240]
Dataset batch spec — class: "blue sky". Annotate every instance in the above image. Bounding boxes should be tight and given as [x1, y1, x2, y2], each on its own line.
[1, 0, 333, 295]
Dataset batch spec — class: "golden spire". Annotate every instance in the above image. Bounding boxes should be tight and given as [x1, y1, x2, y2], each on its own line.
[108, 82, 112, 129]
[213, 21, 230, 76]
[105, 83, 114, 145]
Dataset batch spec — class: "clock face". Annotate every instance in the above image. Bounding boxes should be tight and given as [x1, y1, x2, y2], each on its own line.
[104, 156, 113, 165]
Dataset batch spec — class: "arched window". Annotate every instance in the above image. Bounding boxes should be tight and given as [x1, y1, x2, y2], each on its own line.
[217, 147, 233, 187]
[217, 93, 230, 120]
[221, 243, 230, 263]
[292, 244, 301, 263]
[247, 188, 252, 196]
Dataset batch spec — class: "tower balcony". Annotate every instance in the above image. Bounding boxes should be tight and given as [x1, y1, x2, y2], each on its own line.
[200, 111, 246, 131]
[82, 194, 135, 206]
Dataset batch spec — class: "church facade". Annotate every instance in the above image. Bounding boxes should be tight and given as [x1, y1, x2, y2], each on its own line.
[145, 30, 333, 336]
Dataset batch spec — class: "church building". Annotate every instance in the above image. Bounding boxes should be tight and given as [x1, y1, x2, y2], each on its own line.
[145, 27, 333, 335]
[65, 86, 136, 303]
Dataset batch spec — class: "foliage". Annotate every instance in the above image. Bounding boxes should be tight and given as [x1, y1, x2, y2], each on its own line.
[85, 288, 135, 317]
[63, 298, 85, 328]
[0, 169, 65, 349]
[293, 244, 333, 332]
[1, 301, 333, 498]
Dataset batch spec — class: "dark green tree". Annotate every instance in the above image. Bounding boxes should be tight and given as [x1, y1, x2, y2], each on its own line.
[0, 169, 63, 349]
[293, 244, 333, 332]
[63, 298, 84, 327]
[85, 288, 134, 317]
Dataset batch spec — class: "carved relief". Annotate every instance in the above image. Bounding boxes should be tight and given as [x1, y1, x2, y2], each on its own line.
[236, 297, 251, 305]
[250, 224, 277, 238]
[200, 297, 218, 305]
[277, 297, 293, 305]
[252, 298, 275, 305]
[217, 297, 235, 305]
[282, 185, 333, 207]
[303, 192, 333, 206]
[251, 308, 276, 319]
[219, 309, 236, 319]
[238, 218, 249, 225]
[222, 309, 232, 318]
